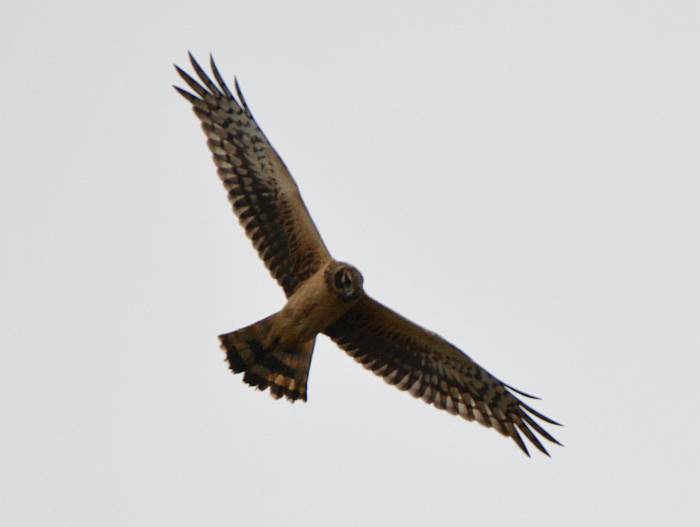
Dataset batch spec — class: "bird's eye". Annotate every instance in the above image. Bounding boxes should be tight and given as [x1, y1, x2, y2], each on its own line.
[334, 270, 347, 290]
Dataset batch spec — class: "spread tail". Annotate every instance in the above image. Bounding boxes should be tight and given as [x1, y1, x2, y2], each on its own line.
[219, 316, 315, 402]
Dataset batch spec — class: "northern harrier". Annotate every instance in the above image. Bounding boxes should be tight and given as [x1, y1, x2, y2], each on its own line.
[174, 53, 561, 457]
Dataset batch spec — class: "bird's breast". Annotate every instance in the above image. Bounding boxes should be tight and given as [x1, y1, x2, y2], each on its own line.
[276, 269, 355, 344]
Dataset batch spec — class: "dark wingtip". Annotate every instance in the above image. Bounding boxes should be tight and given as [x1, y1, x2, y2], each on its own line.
[187, 50, 200, 72]
[173, 85, 198, 103]
[234, 76, 252, 113]
[504, 382, 542, 400]
[520, 401, 562, 426]
[543, 431, 564, 447]
[187, 51, 221, 96]
[209, 53, 235, 100]
[516, 420, 551, 457]
[174, 62, 210, 98]
[510, 428, 530, 457]
[534, 440, 551, 457]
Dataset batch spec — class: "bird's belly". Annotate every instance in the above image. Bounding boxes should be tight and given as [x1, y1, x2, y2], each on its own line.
[277, 282, 350, 344]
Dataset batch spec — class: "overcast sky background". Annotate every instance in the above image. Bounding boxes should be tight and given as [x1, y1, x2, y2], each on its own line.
[2, 1, 698, 525]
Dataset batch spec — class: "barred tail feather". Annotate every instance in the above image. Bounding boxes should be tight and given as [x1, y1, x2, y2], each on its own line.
[219, 317, 315, 402]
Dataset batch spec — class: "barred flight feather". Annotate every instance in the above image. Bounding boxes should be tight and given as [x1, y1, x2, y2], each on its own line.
[324, 295, 562, 457]
[174, 53, 331, 298]
[175, 54, 561, 458]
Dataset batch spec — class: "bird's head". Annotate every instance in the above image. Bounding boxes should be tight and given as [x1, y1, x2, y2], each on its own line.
[326, 261, 364, 302]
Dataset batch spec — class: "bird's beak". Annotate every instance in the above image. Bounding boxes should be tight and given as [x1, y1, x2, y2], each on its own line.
[344, 284, 354, 297]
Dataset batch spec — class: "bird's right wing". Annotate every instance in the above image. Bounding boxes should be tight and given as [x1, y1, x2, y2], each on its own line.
[174, 54, 332, 297]
[324, 294, 561, 457]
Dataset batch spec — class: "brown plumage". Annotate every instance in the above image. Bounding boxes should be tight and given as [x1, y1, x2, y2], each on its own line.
[175, 53, 562, 457]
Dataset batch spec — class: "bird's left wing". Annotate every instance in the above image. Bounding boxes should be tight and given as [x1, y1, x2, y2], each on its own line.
[174, 54, 332, 297]
[324, 295, 561, 457]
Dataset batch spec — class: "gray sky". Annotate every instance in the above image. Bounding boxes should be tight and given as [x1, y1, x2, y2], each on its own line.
[2, 1, 699, 525]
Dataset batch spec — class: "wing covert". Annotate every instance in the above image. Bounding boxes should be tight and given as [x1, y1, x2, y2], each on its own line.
[175, 54, 331, 297]
[324, 295, 561, 457]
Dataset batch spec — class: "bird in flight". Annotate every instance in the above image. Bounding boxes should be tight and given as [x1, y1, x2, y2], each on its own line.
[174, 53, 561, 457]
